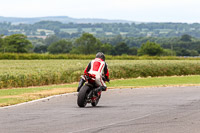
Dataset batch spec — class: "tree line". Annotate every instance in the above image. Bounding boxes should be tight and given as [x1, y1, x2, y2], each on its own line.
[1, 21, 200, 38]
[1, 33, 199, 56]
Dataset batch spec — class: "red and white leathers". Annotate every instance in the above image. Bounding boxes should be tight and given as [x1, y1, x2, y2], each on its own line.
[84, 58, 109, 88]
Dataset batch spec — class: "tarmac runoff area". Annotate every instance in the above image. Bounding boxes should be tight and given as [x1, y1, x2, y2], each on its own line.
[0, 86, 200, 133]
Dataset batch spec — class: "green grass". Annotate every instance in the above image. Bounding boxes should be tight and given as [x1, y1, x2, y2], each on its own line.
[0, 75, 200, 107]
[108, 75, 200, 87]
[0, 98, 19, 104]
[0, 84, 77, 97]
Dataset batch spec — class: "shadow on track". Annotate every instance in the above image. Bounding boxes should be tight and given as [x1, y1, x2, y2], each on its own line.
[75, 105, 116, 109]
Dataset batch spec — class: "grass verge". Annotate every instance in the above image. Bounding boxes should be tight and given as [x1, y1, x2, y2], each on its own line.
[0, 75, 200, 107]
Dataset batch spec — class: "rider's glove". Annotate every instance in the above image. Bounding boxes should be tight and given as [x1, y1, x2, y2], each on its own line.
[104, 76, 109, 82]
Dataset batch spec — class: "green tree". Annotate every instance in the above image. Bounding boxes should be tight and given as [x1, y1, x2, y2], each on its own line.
[176, 48, 190, 56]
[48, 39, 72, 54]
[57, 32, 70, 38]
[114, 42, 129, 55]
[162, 49, 176, 56]
[45, 35, 60, 46]
[34, 45, 48, 53]
[176, 48, 199, 56]
[73, 33, 101, 54]
[100, 43, 113, 54]
[54, 28, 60, 35]
[111, 35, 123, 45]
[189, 50, 199, 56]
[138, 41, 163, 56]
[0, 35, 4, 48]
[128, 47, 138, 55]
[180, 34, 192, 42]
[2, 34, 33, 53]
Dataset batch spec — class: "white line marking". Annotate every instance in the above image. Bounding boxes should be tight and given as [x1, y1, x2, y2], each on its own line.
[1, 86, 194, 109]
[0, 88, 125, 109]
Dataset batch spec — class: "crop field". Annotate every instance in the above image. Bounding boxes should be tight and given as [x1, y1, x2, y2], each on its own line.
[0, 60, 200, 89]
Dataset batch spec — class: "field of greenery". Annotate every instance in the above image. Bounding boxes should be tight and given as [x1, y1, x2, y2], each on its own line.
[0, 60, 200, 89]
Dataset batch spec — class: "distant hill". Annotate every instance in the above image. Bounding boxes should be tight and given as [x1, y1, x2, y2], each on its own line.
[0, 16, 134, 24]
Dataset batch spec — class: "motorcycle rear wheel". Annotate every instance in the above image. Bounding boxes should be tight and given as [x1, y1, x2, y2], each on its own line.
[77, 85, 90, 107]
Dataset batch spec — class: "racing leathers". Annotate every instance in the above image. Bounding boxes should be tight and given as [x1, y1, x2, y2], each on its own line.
[84, 58, 109, 88]
[77, 58, 109, 92]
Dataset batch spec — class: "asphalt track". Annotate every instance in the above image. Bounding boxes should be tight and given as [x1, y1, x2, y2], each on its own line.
[1, 86, 200, 133]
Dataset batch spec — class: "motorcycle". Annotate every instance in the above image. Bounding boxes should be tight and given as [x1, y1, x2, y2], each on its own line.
[77, 73, 109, 107]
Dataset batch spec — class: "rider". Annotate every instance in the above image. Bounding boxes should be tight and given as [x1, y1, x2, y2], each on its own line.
[77, 52, 110, 92]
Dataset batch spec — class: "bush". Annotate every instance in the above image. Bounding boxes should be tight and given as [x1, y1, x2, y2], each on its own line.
[138, 41, 164, 56]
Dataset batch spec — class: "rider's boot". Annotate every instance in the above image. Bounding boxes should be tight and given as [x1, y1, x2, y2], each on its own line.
[77, 78, 85, 92]
[94, 86, 107, 96]
[101, 86, 107, 91]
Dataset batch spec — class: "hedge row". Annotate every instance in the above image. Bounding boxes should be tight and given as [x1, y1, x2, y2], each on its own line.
[0, 53, 200, 60]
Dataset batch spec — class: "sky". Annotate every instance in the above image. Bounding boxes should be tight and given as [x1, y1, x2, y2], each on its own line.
[0, 0, 200, 23]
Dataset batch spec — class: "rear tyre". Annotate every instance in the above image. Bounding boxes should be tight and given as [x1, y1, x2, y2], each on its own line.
[77, 85, 90, 107]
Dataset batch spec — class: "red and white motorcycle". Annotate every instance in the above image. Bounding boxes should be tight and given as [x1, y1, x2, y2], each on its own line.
[77, 73, 109, 107]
